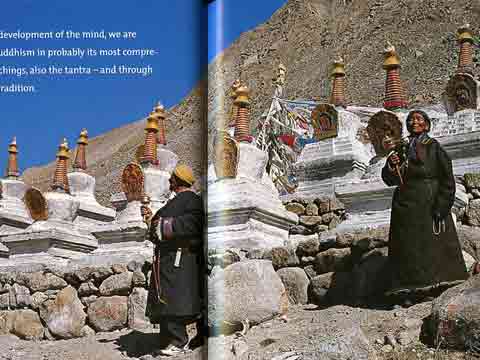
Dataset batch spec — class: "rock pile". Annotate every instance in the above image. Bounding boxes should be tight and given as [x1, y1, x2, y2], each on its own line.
[285, 197, 346, 235]
[0, 260, 151, 340]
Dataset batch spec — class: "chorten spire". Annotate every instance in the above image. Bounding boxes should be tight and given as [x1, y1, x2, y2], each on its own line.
[52, 138, 70, 192]
[233, 85, 253, 142]
[330, 57, 346, 107]
[228, 79, 242, 130]
[6, 137, 19, 179]
[457, 25, 475, 74]
[141, 110, 159, 165]
[154, 102, 167, 146]
[73, 129, 88, 171]
[383, 42, 408, 110]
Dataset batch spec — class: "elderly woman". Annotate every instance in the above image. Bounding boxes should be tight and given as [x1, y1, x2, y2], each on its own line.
[382, 110, 467, 299]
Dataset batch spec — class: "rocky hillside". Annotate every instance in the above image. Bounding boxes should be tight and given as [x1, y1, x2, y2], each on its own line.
[22, 82, 206, 207]
[208, 0, 479, 133]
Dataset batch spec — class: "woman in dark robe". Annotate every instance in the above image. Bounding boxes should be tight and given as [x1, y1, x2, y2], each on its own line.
[143, 164, 205, 356]
[382, 110, 467, 299]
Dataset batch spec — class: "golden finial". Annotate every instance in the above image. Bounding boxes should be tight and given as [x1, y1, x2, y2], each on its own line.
[383, 41, 400, 69]
[458, 24, 474, 42]
[8, 137, 18, 154]
[332, 56, 346, 77]
[56, 138, 70, 158]
[234, 85, 250, 106]
[77, 129, 88, 145]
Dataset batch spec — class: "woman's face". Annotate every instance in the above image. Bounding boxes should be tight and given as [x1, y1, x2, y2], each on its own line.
[408, 112, 429, 135]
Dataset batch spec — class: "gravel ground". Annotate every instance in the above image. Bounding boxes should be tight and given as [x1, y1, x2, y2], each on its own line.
[0, 329, 206, 360]
[1, 303, 479, 360]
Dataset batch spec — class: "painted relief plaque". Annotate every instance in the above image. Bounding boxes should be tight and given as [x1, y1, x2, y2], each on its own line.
[445, 73, 479, 115]
[122, 163, 145, 202]
[24, 187, 48, 221]
[367, 110, 403, 157]
[311, 103, 338, 141]
[213, 130, 239, 179]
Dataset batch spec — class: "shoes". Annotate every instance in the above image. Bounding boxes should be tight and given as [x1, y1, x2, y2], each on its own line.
[159, 344, 186, 356]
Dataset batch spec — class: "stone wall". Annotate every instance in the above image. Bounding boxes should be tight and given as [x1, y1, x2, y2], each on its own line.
[0, 260, 152, 340]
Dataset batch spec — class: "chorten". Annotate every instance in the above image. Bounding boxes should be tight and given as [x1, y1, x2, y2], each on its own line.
[0, 138, 32, 246]
[68, 129, 115, 226]
[209, 85, 297, 249]
[1, 139, 97, 261]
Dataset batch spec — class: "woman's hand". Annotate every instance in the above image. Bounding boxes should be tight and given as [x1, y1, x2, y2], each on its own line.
[141, 205, 153, 226]
[388, 153, 401, 167]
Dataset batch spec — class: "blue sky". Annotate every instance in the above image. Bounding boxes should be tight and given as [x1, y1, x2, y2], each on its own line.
[0, 0, 286, 173]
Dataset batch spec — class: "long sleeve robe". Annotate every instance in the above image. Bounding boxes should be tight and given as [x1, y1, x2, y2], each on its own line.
[146, 191, 204, 322]
[382, 136, 467, 292]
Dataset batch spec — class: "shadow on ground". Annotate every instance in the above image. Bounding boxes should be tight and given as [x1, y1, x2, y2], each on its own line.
[99, 330, 164, 358]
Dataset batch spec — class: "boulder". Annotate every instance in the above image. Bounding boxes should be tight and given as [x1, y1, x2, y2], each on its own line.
[276, 268, 309, 305]
[289, 224, 314, 235]
[16, 272, 67, 292]
[31, 292, 48, 309]
[99, 272, 133, 296]
[8, 283, 31, 308]
[322, 212, 334, 225]
[315, 248, 352, 274]
[305, 202, 319, 216]
[336, 232, 355, 248]
[328, 214, 342, 230]
[265, 246, 299, 270]
[318, 231, 337, 250]
[467, 199, 480, 226]
[87, 296, 128, 332]
[0, 311, 15, 335]
[127, 260, 144, 272]
[457, 225, 480, 259]
[12, 309, 44, 340]
[423, 275, 480, 351]
[78, 281, 99, 297]
[80, 325, 95, 337]
[314, 224, 329, 233]
[285, 202, 306, 215]
[128, 287, 150, 329]
[296, 236, 320, 256]
[66, 266, 113, 286]
[210, 250, 241, 268]
[314, 197, 330, 215]
[111, 264, 128, 274]
[0, 285, 9, 310]
[39, 285, 86, 339]
[351, 228, 389, 260]
[81, 295, 98, 307]
[299, 216, 323, 227]
[303, 265, 317, 280]
[464, 173, 480, 191]
[208, 260, 285, 327]
[132, 271, 146, 287]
